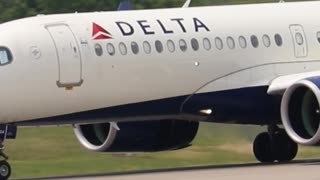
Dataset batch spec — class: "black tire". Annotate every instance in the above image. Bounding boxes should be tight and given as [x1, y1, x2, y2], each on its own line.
[253, 132, 275, 163]
[0, 161, 11, 180]
[274, 131, 298, 162]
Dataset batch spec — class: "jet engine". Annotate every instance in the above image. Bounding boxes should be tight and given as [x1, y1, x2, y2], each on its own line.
[281, 77, 320, 146]
[73, 120, 199, 152]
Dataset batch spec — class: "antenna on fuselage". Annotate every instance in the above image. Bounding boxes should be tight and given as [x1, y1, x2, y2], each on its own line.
[118, 1, 132, 11]
[182, 0, 191, 8]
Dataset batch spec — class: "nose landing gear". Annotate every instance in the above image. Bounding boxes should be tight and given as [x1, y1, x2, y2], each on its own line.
[0, 125, 17, 180]
[0, 142, 10, 180]
[253, 125, 298, 163]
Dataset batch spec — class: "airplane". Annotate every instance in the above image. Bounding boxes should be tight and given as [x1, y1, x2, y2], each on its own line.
[0, 0, 319, 179]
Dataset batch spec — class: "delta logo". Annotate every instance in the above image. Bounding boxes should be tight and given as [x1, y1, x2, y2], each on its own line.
[92, 23, 113, 40]
[92, 18, 210, 40]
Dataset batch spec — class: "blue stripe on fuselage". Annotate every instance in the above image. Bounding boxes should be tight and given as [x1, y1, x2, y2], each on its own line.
[182, 86, 282, 125]
[19, 86, 282, 126]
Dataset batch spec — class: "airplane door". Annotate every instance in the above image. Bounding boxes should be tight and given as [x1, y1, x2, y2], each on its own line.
[289, 25, 308, 58]
[46, 24, 83, 88]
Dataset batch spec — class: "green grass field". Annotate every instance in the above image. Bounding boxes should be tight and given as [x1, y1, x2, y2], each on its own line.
[5, 123, 320, 179]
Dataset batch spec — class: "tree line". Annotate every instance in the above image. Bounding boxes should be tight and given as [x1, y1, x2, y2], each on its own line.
[0, 0, 303, 23]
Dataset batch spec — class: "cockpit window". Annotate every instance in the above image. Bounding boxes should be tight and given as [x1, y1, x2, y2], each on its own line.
[0, 47, 12, 65]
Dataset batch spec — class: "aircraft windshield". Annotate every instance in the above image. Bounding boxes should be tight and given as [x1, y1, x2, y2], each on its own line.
[0, 47, 12, 65]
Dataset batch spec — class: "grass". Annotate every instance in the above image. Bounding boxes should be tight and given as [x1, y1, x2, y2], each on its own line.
[4, 123, 320, 179]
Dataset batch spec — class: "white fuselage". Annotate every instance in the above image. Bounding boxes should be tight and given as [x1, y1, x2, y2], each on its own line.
[0, 1, 320, 124]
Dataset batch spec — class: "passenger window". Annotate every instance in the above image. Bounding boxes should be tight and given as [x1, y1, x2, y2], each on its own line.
[317, 32, 320, 43]
[238, 36, 247, 49]
[94, 44, 103, 56]
[155, 40, 163, 53]
[274, 34, 283, 47]
[131, 42, 139, 54]
[251, 35, 259, 48]
[227, 37, 235, 49]
[179, 39, 187, 52]
[143, 41, 151, 54]
[191, 38, 199, 51]
[0, 47, 12, 65]
[106, 43, 115, 56]
[215, 37, 223, 50]
[262, 35, 271, 47]
[167, 40, 175, 52]
[203, 38, 211, 50]
[119, 42, 127, 55]
[295, 33, 304, 45]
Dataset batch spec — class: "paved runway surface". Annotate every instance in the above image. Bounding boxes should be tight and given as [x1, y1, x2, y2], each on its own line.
[27, 160, 320, 180]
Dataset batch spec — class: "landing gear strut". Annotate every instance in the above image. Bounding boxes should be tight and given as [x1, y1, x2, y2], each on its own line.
[0, 141, 10, 180]
[0, 124, 16, 180]
[253, 125, 298, 163]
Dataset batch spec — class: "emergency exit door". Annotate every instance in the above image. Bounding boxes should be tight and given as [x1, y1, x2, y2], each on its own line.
[46, 24, 83, 88]
[289, 25, 308, 58]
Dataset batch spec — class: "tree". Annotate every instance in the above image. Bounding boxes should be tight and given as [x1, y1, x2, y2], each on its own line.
[0, 0, 297, 23]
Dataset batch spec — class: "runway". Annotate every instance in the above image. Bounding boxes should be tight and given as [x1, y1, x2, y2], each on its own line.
[27, 159, 320, 180]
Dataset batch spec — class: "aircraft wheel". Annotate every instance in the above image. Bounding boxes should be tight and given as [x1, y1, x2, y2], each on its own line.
[0, 161, 11, 180]
[274, 131, 298, 162]
[253, 132, 275, 163]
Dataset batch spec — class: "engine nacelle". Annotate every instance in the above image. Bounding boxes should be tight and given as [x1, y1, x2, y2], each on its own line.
[281, 77, 320, 146]
[73, 120, 199, 152]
